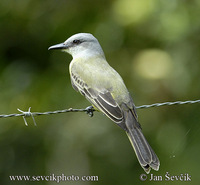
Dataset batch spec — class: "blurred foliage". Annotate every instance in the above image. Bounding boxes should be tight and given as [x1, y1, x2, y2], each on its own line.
[0, 0, 200, 184]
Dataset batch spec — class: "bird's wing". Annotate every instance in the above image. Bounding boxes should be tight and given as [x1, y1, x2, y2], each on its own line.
[70, 73, 125, 129]
[86, 88, 123, 124]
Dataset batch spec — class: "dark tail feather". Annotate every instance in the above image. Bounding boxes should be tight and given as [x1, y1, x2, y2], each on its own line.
[124, 110, 160, 173]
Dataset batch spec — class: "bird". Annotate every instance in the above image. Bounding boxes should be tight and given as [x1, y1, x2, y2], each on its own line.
[48, 33, 160, 173]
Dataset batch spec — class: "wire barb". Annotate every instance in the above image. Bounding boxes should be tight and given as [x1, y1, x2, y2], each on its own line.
[17, 107, 37, 126]
[0, 99, 199, 125]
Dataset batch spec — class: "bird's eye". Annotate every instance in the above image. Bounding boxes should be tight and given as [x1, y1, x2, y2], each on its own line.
[73, 39, 81, 44]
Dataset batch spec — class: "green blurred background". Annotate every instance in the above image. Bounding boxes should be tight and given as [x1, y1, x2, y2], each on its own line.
[0, 0, 200, 184]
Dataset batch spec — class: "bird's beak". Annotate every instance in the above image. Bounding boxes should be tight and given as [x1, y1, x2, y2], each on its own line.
[48, 43, 68, 50]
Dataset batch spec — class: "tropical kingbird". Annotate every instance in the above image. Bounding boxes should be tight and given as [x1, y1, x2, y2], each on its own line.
[48, 33, 160, 173]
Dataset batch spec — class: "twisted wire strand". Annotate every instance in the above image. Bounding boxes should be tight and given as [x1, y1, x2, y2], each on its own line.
[0, 99, 199, 126]
[135, 99, 200, 109]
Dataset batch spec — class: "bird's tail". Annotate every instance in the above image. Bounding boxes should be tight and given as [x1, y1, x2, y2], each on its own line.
[124, 110, 160, 173]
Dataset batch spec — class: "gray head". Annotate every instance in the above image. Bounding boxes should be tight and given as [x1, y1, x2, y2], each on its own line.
[48, 33, 105, 58]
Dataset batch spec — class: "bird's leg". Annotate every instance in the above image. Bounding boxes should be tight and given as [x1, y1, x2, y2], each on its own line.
[85, 105, 95, 117]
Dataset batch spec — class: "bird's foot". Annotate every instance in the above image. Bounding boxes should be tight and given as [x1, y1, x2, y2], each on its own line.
[85, 106, 94, 117]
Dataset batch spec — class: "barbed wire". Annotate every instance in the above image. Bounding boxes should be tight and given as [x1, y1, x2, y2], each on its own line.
[0, 99, 199, 126]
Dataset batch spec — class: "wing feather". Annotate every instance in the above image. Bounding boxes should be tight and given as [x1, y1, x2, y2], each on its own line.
[70, 73, 124, 125]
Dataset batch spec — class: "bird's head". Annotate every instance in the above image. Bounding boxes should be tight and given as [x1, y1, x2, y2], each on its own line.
[48, 33, 105, 58]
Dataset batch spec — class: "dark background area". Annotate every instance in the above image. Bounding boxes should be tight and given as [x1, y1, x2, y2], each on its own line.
[0, 0, 200, 184]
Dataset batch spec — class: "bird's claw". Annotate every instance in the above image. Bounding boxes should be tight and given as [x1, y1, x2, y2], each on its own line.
[85, 106, 94, 117]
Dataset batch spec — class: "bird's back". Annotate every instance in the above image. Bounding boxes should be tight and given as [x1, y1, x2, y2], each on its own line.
[69, 56, 131, 106]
